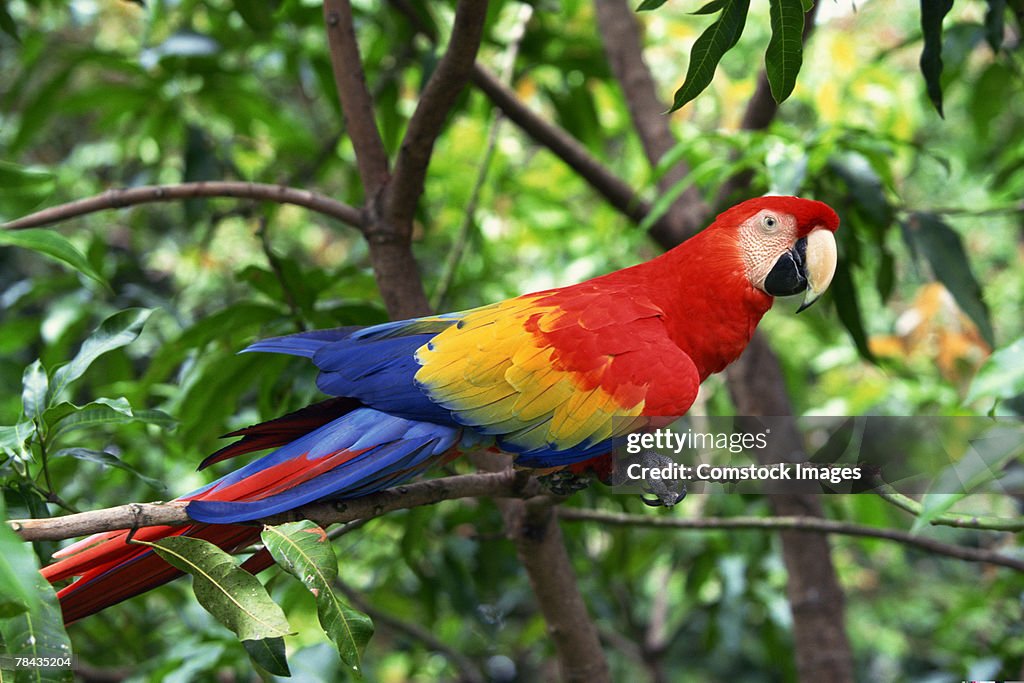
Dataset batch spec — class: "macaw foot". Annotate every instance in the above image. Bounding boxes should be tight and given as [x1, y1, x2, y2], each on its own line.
[637, 451, 687, 508]
[536, 470, 593, 496]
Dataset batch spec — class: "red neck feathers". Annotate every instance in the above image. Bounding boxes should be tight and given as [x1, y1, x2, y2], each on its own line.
[646, 226, 772, 380]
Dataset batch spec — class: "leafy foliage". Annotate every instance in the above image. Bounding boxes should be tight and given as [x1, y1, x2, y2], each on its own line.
[262, 522, 374, 674]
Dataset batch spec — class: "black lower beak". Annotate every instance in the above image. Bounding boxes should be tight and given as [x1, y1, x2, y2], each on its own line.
[763, 237, 808, 298]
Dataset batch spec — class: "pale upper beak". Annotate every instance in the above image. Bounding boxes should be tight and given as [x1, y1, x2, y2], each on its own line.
[760, 227, 838, 312]
[796, 228, 838, 312]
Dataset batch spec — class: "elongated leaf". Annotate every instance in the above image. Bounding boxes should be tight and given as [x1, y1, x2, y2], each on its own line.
[902, 213, 995, 347]
[49, 308, 153, 401]
[21, 361, 47, 422]
[0, 229, 106, 287]
[243, 637, 290, 677]
[138, 536, 293, 642]
[45, 400, 175, 438]
[0, 162, 54, 221]
[52, 448, 166, 492]
[911, 492, 963, 531]
[670, 0, 750, 111]
[636, 0, 668, 10]
[919, 0, 954, 116]
[765, 0, 805, 103]
[0, 497, 73, 682]
[984, 0, 1006, 51]
[0, 497, 38, 619]
[262, 522, 373, 674]
[966, 337, 1024, 404]
[830, 260, 876, 362]
[691, 0, 727, 14]
[0, 1, 18, 41]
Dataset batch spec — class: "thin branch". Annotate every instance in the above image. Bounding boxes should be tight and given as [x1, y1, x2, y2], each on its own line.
[335, 578, 486, 683]
[8, 470, 539, 542]
[872, 483, 1024, 532]
[559, 508, 1024, 573]
[323, 0, 391, 197]
[1, 182, 363, 232]
[470, 65, 658, 231]
[594, 0, 709, 244]
[386, 0, 490, 228]
[390, 2, 680, 245]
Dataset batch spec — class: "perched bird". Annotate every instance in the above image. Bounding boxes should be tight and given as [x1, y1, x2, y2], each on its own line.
[41, 195, 839, 622]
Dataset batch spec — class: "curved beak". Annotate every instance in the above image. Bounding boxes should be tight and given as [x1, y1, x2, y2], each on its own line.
[761, 228, 838, 312]
[797, 229, 837, 312]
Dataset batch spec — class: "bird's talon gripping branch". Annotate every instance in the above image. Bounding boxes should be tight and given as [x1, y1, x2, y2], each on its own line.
[637, 450, 688, 508]
[536, 470, 594, 496]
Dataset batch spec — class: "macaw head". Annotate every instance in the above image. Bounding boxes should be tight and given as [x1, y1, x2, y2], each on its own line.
[717, 195, 840, 312]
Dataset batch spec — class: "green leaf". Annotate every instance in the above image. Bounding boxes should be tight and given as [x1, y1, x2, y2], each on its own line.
[984, 0, 1006, 52]
[0, 422, 36, 463]
[911, 492, 963, 531]
[0, 497, 39, 619]
[901, 213, 995, 347]
[669, 0, 750, 111]
[830, 260, 876, 362]
[21, 360, 48, 422]
[0, 0, 18, 41]
[243, 637, 291, 677]
[52, 448, 166, 492]
[919, 0, 954, 117]
[0, 162, 55, 222]
[49, 308, 153, 401]
[262, 522, 374, 674]
[45, 399, 175, 439]
[137, 536, 293, 642]
[636, 0, 668, 10]
[0, 229, 106, 287]
[765, 0, 805, 103]
[691, 0, 727, 14]
[0, 498, 73, 682]
[966, 337, 1024, 404]
[234, 0, 279, 34]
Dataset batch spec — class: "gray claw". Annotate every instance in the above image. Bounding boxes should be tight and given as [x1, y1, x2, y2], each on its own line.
[637, 450, 687, 508]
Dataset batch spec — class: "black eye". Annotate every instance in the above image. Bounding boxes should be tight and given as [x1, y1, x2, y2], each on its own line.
[762, 215, 778, 230]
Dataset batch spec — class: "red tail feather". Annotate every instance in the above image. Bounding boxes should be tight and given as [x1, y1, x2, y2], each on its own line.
[47, 524, 263, 624]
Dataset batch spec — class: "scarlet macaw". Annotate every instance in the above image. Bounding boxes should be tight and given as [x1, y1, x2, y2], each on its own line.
[41, 195, 839, 622]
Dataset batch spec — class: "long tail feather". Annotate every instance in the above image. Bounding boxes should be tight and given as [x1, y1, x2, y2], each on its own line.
[44, 523, 262, 623]
[43, 407, 463, 623]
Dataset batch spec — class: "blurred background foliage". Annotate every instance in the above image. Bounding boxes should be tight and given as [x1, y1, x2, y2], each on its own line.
[0, 0, 1022, 680]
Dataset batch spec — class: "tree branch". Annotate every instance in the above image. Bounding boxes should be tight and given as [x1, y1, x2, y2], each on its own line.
[390, 1, 681, 244]
[8, 470, 538, 543]
[559, 508, 1024, 573]
[470, 65, 661, 233]
[471, 455, 611, 683]
[593, 0, 709, 244]
[386, 0, 489, 228]
[872, 482, 1024, 532]
[1, 182, 363, 232]
[726, 333, 855, 683]
[323, 0, 391, 197]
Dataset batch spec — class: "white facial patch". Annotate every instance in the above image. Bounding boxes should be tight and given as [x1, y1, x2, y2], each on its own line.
[738, 210, 800, 290]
